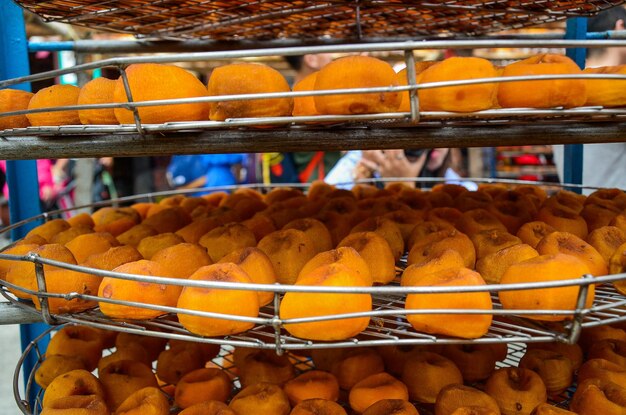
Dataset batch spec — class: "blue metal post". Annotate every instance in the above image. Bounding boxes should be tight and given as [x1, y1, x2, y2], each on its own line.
[0, 0, 48, 406]
[564, 18, 587, 192]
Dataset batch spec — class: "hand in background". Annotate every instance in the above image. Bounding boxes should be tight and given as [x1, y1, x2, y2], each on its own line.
[359, 149, 428, 180]
[99, 157, 114, 171]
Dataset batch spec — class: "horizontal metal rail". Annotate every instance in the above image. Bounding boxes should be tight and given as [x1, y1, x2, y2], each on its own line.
[5, 281, 618, 350]
[3, 39, 626, 89]
[3, 74, 626, 121]
[1, 252, 617, 294]
[23, 32, 626, 53]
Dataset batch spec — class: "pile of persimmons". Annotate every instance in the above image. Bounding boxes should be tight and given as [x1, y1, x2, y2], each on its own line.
[1, 181, 626, 343]
[34, 321, 626, 415]
[1, 178, 624, 415]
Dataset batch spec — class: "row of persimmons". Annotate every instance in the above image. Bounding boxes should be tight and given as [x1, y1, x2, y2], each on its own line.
[1, 180, 626, 342]
[34, 322, 626, 415]
[1, 53, 625, 130]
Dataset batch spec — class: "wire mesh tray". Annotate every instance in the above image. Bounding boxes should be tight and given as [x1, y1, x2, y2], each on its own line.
[13, 324, 577, 415]
[3, 266, 626, 352]
[3, 108, 626, 138]
[13, 0, 626, 41]
[1, 180, 626, 352]
[2, 40, 626, 142]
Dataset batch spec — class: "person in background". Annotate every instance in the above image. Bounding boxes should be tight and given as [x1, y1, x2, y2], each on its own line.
[326, 148, 472, 189]
[552, 6, 626, 193]
[263, 54, 341, 184]
[284, 54, 334, 85]
[167, 154, 246, 194]
[0, 159, 67, 219]
[358, 149, 462, 179]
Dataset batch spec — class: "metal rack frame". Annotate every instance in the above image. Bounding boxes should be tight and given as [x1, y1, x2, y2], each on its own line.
[3, 0, 626, 409]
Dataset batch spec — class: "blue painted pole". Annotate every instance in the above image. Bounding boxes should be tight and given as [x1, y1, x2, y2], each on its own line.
[564, 18, 587, 193]
[0, 0, 49, 408]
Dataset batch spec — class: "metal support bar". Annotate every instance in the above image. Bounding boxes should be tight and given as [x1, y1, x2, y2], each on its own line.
[0, 1, 49, 406]
[272, 289, 283, 356]
[563, 17, 587, 193]
[7, 38, 626, 89]
[404, 50, 420, 124]
[566, 274, 594, 344]
[118, 66, 145, 136]
[23, 32, 626, 53]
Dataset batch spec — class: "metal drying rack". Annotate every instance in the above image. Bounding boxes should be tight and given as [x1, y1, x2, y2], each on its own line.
[3, 2, 626, 413]
[2, 39, 626, 159]
[13, 0, 626, 40]
[1, 179, 626, 355]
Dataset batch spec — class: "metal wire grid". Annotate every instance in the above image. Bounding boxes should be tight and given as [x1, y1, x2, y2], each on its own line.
[13, 0, 626, 40]
[3, 107, 626, 137]
[2, 39, 626, 138]
[1, 267, 625, 352]
[1, 179, 625, 351]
